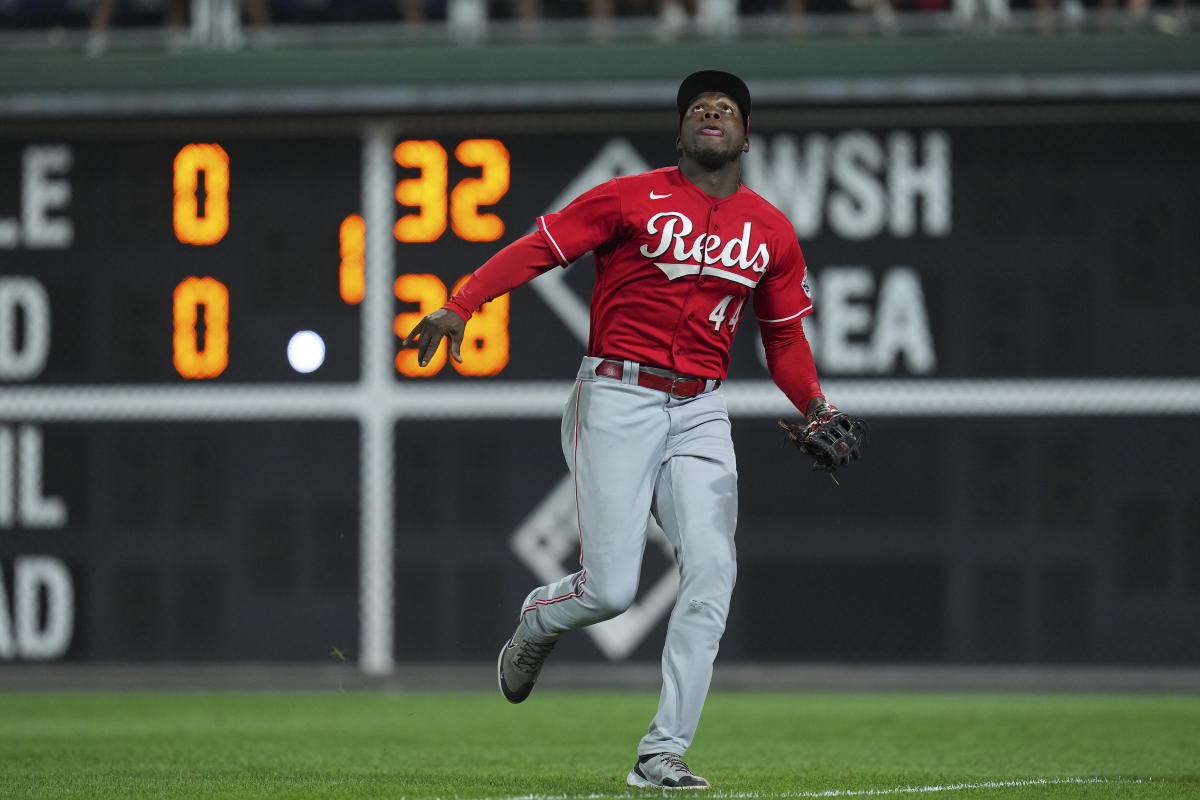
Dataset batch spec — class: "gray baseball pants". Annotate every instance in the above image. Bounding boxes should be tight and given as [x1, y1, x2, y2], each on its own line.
[520, 356, 738, 757]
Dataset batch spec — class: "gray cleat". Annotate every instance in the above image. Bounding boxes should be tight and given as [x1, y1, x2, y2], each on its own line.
[497, 615, 558, 704]
[626, 752, 710, 789]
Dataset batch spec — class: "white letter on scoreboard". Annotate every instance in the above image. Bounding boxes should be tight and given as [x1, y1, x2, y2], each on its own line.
[22, 145, 74, 249]
[0, 565, 13, 659]
[15, 556, 74, 659]
[819, 267, 874, 372]
[0, 425, 67, 530]
[871, 267, 937, 374]
[0, 427, 12, 528]
[828, 132, 886, 241]
[888, 131, 951, 238]
[0, 276, 51, 381]
[19, 426, 67, 529]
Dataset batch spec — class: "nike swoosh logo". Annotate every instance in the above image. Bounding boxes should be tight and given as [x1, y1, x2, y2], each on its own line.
[649, 191, 672, 199]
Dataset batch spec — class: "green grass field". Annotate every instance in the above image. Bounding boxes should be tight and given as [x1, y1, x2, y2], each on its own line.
[1, 690, 1196, 799]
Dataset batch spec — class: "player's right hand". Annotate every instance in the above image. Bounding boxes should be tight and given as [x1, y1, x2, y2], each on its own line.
[402, 308, 466, 367]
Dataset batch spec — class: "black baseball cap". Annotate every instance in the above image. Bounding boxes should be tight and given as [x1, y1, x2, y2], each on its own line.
[676, 70, 752, 124]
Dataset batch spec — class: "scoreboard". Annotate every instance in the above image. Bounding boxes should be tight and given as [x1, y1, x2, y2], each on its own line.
[2, 104, 1200, 670]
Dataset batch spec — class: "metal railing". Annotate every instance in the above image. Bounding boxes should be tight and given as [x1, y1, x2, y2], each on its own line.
[0, 0, 1195, 55]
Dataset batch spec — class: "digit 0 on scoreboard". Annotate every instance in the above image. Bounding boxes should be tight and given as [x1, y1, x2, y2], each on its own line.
[173, 143, 229, 246]
[173, 276, 229, 379]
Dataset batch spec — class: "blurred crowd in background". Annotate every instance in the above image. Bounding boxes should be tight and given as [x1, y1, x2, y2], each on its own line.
[0, 0, 1195, 53]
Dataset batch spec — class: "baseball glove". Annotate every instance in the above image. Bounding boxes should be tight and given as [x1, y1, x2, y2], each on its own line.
[778, 404, 867, 478]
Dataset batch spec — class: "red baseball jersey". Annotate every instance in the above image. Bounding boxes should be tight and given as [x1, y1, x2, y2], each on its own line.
[536, 166, 812, 380]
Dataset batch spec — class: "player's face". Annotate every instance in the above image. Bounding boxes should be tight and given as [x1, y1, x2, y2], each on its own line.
[677, 92, 748, 170]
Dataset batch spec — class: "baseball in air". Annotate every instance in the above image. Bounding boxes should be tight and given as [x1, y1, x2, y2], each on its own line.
[287, 330, 326, 373]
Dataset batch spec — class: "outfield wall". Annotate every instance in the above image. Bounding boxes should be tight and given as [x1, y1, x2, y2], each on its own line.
[0, 33, 1198, 671]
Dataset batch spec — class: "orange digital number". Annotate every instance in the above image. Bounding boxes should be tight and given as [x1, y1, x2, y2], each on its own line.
[394, 141, 448, 243]
[450, 275, 509, 376]
[339, 214, 365, 305]
[450, 139, 509, 242]
[394, 139, 510, 243]
[173, 276, 229, 379]
[393, 274, 448, 377]
[173, 144, 230, 245]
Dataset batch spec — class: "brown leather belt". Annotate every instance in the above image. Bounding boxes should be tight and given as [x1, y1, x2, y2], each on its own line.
[595, 360, 719, 399]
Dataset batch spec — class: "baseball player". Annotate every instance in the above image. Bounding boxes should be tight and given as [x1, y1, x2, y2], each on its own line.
[403, 70, 865, 790]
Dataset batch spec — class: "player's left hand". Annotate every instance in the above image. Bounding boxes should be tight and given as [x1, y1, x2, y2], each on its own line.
[401, 309, 466, 367]
[778, 403, 867, 479]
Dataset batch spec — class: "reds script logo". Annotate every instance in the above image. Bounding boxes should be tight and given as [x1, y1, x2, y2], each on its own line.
[639, 212, 769, 289]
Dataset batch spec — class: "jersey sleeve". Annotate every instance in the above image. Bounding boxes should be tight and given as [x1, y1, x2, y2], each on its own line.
[761, 318, 824, 413]
[444, 232, 560, 322]
[535, 179, 625, 267]
[753, 233, 813, 326]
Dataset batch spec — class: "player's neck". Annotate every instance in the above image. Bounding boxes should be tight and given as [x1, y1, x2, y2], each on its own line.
[677, 158, 741, 199]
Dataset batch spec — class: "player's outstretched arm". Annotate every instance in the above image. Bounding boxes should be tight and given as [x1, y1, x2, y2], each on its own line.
[401, 233, 558, 369]
[401, 309, 465, 368]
